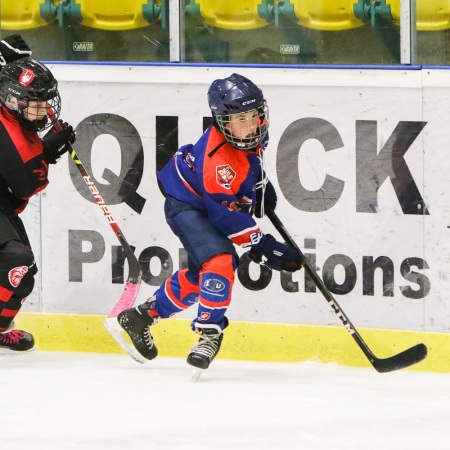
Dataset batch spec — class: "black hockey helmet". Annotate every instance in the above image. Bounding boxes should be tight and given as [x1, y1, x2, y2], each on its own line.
[0, 57, 61, 131]
[207, 73, 269, 150]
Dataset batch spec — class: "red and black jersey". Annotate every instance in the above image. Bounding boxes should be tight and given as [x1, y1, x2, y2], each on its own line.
[0, 106, 49, 217]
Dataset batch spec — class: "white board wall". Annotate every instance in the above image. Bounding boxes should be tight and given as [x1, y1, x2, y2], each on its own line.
[20, 65, 450, 333]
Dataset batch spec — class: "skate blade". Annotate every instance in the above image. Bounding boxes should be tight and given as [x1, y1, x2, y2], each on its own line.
[104, 317, 147, 364]
[191, 367, 204, 382]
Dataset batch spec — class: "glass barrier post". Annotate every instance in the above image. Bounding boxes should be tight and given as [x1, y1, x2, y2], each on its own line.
[170, 0, 181, 62]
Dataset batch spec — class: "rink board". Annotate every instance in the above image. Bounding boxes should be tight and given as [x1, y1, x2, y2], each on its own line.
[16, 312, 449, 373]
[15, 64, 450, 368]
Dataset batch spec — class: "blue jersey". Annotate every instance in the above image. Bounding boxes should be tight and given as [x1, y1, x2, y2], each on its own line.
[158, 125, 267, 247]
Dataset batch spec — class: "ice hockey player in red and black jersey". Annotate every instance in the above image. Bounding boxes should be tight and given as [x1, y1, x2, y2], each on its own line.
[117, 73, 304, 376]
[0, 36, 76, 351]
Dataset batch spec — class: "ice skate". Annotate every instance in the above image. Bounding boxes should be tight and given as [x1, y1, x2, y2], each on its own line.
[0, 328, 35, 352]
[187, 323, 223, 381]
[106, 298, 159, 364]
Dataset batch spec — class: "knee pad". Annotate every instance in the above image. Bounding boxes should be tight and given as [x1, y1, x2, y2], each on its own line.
[199, 254, 235, 308]
[0, 241, 36, 302]
[0, 241, 36, 329]
[1, 240, 37, 277]
[13, 274, 35, 301]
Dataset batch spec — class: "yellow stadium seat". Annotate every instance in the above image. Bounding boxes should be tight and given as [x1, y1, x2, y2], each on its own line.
[386, 0, 399, 25]
[193, 0, 269, 30]
[77, 0, 155, 30]
[292, 0, 365, 31]
[416, 0, 450, 30]
[1, 0, 55, 30]
[388, 0, 450, 31]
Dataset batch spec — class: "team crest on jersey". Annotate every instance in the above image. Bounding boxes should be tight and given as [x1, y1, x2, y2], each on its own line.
[19, 69, 35, 87]
[216, 164, 236, 190]
[8, 266, 29, 288]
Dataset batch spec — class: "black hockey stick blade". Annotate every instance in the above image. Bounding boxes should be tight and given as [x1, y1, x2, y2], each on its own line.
[266, 208, 428, 372]
[370, 343, 428, 373]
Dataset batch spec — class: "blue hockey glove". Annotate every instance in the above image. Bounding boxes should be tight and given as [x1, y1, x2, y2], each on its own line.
[0, 35, 32, 67]
[248, 234, 303, 272]
[254, 177, 277, 218]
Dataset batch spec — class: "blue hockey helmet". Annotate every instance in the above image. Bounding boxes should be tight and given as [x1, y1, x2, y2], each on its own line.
[207, 73, 269, 150]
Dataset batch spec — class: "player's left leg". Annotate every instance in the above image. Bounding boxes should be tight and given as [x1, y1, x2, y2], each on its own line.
[0, 240, 37, 352]
[187, 253, 236, 370]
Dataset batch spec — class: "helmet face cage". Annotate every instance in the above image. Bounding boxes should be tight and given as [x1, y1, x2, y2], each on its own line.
[0, 57, 61, 131]
[215, 101, 269, 150]
[14, 91, 61, 132]
[208, 73, 269, 151]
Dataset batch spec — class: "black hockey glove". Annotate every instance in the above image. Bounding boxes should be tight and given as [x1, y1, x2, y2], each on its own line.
[42, 120, 76, 164]
[254, 178, 277, 218]
[248, 234, 303, 272]
[0, 35, 32, 67]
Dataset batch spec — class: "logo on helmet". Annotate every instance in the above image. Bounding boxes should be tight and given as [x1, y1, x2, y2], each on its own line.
[19, 69, 35, 87]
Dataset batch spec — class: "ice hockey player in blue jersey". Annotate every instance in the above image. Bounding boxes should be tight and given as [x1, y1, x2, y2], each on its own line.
[117, 73, 304, 375]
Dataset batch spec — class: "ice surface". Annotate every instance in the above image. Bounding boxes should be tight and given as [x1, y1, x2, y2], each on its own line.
[2, 351, 449, 450]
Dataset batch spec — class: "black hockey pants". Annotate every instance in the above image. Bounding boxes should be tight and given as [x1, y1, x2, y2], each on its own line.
[0, 214, 37, 331]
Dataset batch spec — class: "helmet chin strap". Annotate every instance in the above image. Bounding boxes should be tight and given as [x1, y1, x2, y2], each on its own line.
[25, 115, 48, 131]
[255, 152, 267, 216]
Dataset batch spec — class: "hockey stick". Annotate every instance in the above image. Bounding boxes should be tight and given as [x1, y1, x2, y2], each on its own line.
[266, 208, 427, 373]
[50, 113, 146, 363]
